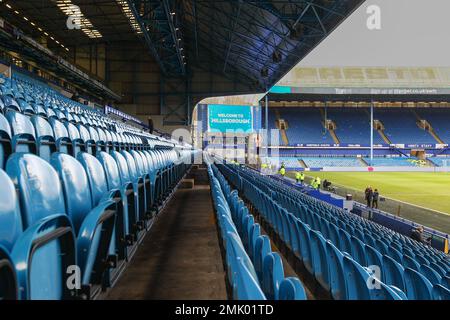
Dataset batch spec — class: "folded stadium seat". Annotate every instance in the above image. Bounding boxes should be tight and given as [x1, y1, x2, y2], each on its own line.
[86, 125, 104, 155]
[350, 236, 368, 267]
[110, 151, 144, 237]
[64, 121, 86, 157]
[6, 111, 37, 154]
[50, 153, 117, 294]
[338, 229, 353, 256]
[45, 107, 56, 119]
[325, 240, 347, 300]
[0, 170, 20, 300]
[364, 245, 383, 270]
[1, 96, 21, 112]
[96, 151, 140, 248]
[0, 96, 4, 113]
[225, 232, 266, 300]
[18, 99, 35, 116]
[403, 254, 421, 271]
[309, 230, 331, 291]
[0, 114, 12, 169]
[30, 116, 57, 162]
[54, 109, 67, 121]
[120, 150, 148, 225]
[248, 223, 261, 261]
[103, 130, 113, 153]
[49, 118, 74, 155]
[432, 284, 450, 300]
[420, 264, 443, 286]
[6, 154, 77, 300]
[262, 252, 285, 300]
[381, 255, 406, 292]
[404, 267, 433, 299]
[71, 113, 81, 124]
[76, 123, 96, 155]
[295, 219, 313, 274]
[278, 277, 307, 300]
[141, 150, 163, 206]
[32, 103, 47, 118]
[95, 127, 108, 153]
[342, 256, 405, 300]
[78, 115, 88, 125]
[250, 236, 271, 281]
[130, 150, 153, 218]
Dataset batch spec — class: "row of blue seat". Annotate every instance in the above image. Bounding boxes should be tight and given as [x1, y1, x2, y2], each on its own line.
[0, 72, 196, 300]
[0, 146, 192, 300]
[217, 163, 450, 300]
[207, 158, 306, 300]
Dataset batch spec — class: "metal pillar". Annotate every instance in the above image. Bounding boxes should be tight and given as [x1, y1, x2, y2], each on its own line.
[370, 100, 374, 165]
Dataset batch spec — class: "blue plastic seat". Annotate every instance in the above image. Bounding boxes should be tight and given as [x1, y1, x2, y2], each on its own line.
[110, 151, 143, 236]
[381, 254, 406, 292]
[295, 219, 313, 274]
[262, 252, 284, 300]
[253, 235, 271, 281]
[0, 113, 12, 169]
[249, 223, 261, 260]
[50, 152, 117, 290]
[432, 284, 450, 300]
[77, 124, 96, 155]
[420, 264, 442, 286]
[49, 118, 74, 155]
[6, 111, 37, 154]
[6, 153, 76, 299]
[310, 230, 330, 291]
[233, 258, 266, 300]
[0, 169, 20, 299]
[1, 96, 20, 112]
[278, 277, 307, 300]
[30, 116, 56, 162]
[121, 150, 148, 224]
[65, 121, 86, 156]
[404, 267, 433, 300]
[325, 240, 347, 300]
[343, 256, 404, 300]
[350, 235, 367, 266]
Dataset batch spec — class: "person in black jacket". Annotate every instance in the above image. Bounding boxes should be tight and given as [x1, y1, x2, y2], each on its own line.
[372, 189, 379, 209]
[410, 226, 431, 244]
[364, 186, 373, 207]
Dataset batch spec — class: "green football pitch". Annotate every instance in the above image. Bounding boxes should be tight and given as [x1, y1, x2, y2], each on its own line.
[293, 171, 450, 215]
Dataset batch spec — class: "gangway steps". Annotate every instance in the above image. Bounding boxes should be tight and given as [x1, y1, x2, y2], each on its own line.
[104, 168, 227, 300]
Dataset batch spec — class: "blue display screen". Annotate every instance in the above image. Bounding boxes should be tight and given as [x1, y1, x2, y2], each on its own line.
[208, 104, 253, 133]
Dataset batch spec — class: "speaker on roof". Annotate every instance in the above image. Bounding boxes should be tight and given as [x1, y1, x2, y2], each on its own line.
[289, 23, 304, 40]
[272, 51, 282, 63]
[261, 67, 269, 78]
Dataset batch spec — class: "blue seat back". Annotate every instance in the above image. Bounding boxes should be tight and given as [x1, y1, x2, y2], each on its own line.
[262, 252, 284, 300]
[0, 170, 23, 252]
[77, 152, 108, 206]
[111, 151, 131, 184]
[50, 153, 93, 232]
[97, 151, 122, 190]
[6, 153, 66, 228]
[278, 278, 307, 300]
[0, 113, 12, 169]
[404, 267, 433, 300]
[6, 111, 36, 153]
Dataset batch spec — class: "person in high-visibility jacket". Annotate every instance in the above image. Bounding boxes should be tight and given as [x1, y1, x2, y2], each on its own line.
[315, 177, 321, 190]
[310, 178, 317, 189]
[279, 167, 286, 177]
[299, 172, 305, 185]
[295, 171, 301, 183]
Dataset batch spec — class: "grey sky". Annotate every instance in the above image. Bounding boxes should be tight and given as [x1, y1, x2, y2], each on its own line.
[300, 0, 450, 67]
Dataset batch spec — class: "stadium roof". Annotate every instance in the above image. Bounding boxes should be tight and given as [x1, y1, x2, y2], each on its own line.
[0, 0, 365, 92]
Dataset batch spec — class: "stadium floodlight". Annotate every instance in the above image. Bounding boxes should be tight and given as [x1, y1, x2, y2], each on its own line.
[56, 0, 102, 38]
[116, 0, 142, 34]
